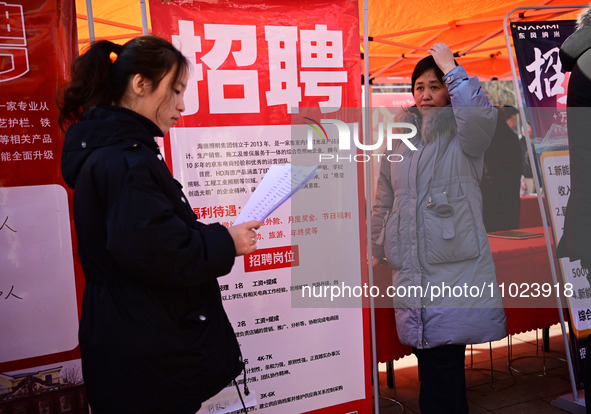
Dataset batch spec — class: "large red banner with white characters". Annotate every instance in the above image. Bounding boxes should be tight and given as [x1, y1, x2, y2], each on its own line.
[150, 1, 371, 413]
[150, 0, 361, 128]
[0, 0, 88, 412]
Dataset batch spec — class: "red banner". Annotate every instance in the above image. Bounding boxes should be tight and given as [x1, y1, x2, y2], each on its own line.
[149, 1, 371, 413]
[0, 0, 77, 187]
[150, 0, 360, 129]
[0, 0, 87, 412]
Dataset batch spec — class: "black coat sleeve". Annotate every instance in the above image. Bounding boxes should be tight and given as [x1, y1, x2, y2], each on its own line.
[101, 145, 236, 288]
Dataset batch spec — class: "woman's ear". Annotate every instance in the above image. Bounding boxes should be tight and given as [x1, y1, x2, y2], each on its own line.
[131, 73, 147, 97]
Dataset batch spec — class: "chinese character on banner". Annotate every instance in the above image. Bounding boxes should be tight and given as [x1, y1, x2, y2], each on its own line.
[174, 22, 348, 116]
[511, 21, 576, 137]
[525, 46, 565, 102]
[0, 2, 29, 82]
[166, 6, 358, 126]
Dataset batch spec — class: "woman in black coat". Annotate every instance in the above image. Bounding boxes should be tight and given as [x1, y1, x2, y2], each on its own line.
[480, 106, 523, 232]
[557, 8, 591, 277]
[556, 8, 591, 411]
[58, 35, 259, 414]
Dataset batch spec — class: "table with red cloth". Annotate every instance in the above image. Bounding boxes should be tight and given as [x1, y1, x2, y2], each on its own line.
[519, 194, 543, 228]
[374, 226, 560, 363]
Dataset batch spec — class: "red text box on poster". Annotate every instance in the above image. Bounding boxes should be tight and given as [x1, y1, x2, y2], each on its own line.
[244, 245, 299, 272]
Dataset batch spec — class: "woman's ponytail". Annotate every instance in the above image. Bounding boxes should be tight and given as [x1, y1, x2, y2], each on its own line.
[58, 36, 189, 131]
[58, 40, 120, 130]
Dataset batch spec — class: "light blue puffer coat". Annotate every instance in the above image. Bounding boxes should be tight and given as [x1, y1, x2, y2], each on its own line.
[371, 65, 507, 349]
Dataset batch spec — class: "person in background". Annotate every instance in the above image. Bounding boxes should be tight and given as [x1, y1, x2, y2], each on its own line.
[503, 105, 519, 132]
[480, 105, 523, 232]
[519, 120, 535, 193]
[371, 43, 506, 414]
[502, 105, 535, 187]
[58, 35, 259, 414]
[556, 5, 591, 411]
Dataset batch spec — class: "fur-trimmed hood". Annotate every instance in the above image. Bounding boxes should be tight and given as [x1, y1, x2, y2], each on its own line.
[559, 8, 591, 72]
[397, 106, 458, 145]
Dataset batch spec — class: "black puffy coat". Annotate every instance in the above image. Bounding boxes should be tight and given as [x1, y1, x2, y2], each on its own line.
[61, 106, 243, 414]
[557, 26, 591, 272]
[480, 115, 523, 232]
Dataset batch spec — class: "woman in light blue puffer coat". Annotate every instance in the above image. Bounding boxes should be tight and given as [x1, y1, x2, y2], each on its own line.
[371, 43, 506, 414]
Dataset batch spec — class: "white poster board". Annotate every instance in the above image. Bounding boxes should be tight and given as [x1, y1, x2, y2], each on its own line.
[0, 185, 79, 363]
[170, 125, 366, 414]
[541, 151, 591, 343]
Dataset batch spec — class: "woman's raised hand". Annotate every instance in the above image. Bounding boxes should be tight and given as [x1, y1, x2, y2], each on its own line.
[429, 43, 456, 75]
[228, 220, 260, 256]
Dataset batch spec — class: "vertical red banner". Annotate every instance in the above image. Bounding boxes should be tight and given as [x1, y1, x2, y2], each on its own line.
[0, 0, 77, 187]
[149, 1, 371, 414]
[0, 1, 87, 412]
[149, 0, 361, 132]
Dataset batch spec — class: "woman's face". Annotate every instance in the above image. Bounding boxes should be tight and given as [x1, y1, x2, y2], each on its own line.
[413, 68, 450, 115]
[134, 66, 188, 134]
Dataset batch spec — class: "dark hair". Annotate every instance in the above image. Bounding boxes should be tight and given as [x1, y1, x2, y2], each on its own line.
[500, 105, 519, 120]
[58, 35, 189, 130]
[411, 55, 445, 92]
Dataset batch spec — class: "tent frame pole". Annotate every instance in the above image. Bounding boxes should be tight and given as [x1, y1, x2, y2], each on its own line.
[140, 0, 149, 35]
[503, 4, 587, 409]
[85, 0, 148, 44]
[85, 0, 95, 42]
[363, 0, 381, 412]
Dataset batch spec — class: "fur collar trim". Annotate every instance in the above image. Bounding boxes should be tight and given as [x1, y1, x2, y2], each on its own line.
[397, 107, 457, 144]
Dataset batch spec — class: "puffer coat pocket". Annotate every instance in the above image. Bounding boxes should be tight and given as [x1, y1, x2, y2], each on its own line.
[423, 195, 480, 264]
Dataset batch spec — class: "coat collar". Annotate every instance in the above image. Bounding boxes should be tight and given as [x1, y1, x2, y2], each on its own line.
[398, 106, 457, 145]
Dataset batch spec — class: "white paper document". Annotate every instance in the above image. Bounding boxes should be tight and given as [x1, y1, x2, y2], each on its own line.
[197, 386, 257, 414]
[234, 164, 319, 224]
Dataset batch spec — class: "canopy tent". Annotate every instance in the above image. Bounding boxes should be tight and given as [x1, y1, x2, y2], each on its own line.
[75, 0, 150, 48]
[75, 0, 587, 81]
[361, 0, 585, 82]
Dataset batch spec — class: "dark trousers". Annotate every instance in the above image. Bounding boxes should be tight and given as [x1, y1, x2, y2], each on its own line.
[413, 345, 469, 414]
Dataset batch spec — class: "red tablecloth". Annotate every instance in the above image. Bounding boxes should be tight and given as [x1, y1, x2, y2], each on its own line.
[373, 264, 413, 362]
[488, 226, 560, 335]
[374, 226, 560, 363]
[519, 194, 543, 228]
